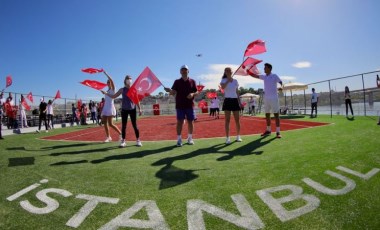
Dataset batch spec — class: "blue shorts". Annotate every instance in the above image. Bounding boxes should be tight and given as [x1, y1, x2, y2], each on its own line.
[176, 109, 195, 121]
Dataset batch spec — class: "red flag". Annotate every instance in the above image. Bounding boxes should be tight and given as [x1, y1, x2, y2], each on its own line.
[6, 75, 12, 87]
[26, 92, 33, 103]
[54, 90, 61, 99]
[235, 57, 262, 76]
[81, 68, 104, 74]
[197, 85, 205, 92]
[127, 67, 162, 104]
[80, 80, 107, 90]
[218, 85, 224, 94]
[244, 39, 266, 57]
[77, 99, 82, 109]
[198, 100, 207, 109]
[206, 92, 217, 99]
[21, 99, 31, 111]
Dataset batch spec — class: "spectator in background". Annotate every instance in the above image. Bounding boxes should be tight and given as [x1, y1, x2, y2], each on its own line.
[97, 98, 104, 126]
[90, 100, 97, 124]
[210, 97, 220, 119]
[249, 96, 257, 116]
[36, 98, 48, 133]
[71, 103, 79, 126]
[19, 94, 29, 128]
[310, 88, 319, 118]
[0, 92, 5, 139]
[344, 86, 354, 118]
[4, 97, 16, 129]
[47, 99, 55, 129]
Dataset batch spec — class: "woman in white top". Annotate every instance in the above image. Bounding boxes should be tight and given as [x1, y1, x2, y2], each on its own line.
[47, 99, 55, 129]
[19, 95, 29, 128]
[220, 67, 242, 144]
[101, 71, 121, 142]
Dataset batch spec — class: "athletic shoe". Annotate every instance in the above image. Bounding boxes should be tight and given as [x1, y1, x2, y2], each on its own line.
[187, 137, 194, 145]
[236, 136, 242, 142]
[104, 137, 112, 143]
[36, 130, 40, 133]
[225, 137, 231, 144]
[176, 139, 182, 147]
[136, 140, 142, 147]
[119, 135, 122, 141]
[276, 132, 282, 138]
[119, 140, 126, 148]
[261, 130, 271, 137]
[46, 130, 49, 133]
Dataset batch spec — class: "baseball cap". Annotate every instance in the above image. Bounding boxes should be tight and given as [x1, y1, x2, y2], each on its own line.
[180, 65, 189, 70]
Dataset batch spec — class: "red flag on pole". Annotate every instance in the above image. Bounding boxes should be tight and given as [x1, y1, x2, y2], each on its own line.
[80, 80, 107, 90]
[198, 100, 207, 109]
[26, 92, 33, 103]
[235, 57, 262, 76]
[196, 85, 205, 92]
[21, 99, 31, 111]
[244, 39, 266, 57]
[206, 92, 217, 99]
[54, 90, 61, 99]
[127, 67, 162, 104]
[6, 75, 12, 87]
[81, 68, 104, 74]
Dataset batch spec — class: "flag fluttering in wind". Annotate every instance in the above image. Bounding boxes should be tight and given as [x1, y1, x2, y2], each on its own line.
[80, 80, 107, 90]
[21, 98, 31, 111]
[127, 67, 162, 104]
[81, 68, 104, 74]
[196, 85, 205, 92]
[198, 100, 207, 109]
[26, 92, 33, 103]
[5, 75, 12, 88]
[244, 39, 266, 57]
[206, 92, 218, 99]
[54, 90, 61, 99]
[235, 57, 262, 76]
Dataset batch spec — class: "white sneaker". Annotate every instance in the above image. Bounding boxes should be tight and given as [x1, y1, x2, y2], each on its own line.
[176, 139, 183, 147]
[236, 136, 242, 142]
[187, 137, 194, 145]
[36, 130, 40, 133]
[119, 135, 122, 141]
[226, 137, 231, 144]
[136, 140, 142, 147]
[46, 130, 49, 133]
[104, 137, 112, 143]
[119, 140, 126, 148]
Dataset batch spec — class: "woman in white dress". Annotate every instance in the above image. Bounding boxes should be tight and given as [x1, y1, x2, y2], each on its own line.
[101, 71, 121, 142]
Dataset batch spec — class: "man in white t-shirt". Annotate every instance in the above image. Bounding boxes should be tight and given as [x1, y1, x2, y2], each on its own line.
[310, 88, 318, 118]
[250, 63, 283, 138]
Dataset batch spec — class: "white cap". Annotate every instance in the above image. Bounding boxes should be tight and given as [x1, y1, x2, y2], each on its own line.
[180, 65, 189, 70]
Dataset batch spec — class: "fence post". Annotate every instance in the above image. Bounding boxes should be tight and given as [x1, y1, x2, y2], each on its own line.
[328, 80, 332, 118]
[361, 74, 366, 116]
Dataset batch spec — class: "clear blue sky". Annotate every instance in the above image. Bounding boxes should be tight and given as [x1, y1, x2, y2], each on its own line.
[1, 0, 379, 101]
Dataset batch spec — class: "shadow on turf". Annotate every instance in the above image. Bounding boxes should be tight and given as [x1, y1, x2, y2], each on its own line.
[6, 143, 94, 152]
[151, 136, 276, 189]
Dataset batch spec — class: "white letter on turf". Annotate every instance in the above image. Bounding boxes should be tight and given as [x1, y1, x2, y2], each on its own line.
[256, 185, 320, 222]
[187, 194, 264, 230]
[303, 170, 356, 195]
[7, 179, 48, 201]
[99, 200, 169, 230]
[336, 166, 380, 180]
[66, 194, 119, 228]
[19, 188, 72, 214]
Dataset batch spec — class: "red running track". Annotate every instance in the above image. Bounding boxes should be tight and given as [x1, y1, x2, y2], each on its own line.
[42, 114, 329, 142]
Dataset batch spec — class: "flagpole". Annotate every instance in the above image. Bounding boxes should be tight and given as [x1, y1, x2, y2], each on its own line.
[232, 57, 246, 78]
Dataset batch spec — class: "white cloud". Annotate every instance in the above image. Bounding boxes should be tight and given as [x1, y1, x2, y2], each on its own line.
[280, 75, 297, 83]
[196, 64, 261, 90]
[292, 61, 312, 68]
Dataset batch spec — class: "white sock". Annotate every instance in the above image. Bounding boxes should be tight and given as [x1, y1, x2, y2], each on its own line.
[188, 134, 192, 139]
[276, 127, 280, 133]
[267, 126, 271, 131]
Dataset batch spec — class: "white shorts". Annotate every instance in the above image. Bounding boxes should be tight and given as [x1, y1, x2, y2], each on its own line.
[264, 98, 280, 114]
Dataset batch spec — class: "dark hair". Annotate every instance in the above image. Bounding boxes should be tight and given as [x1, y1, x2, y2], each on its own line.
[345, 86, 350, 93]
[264, 63, 272, 70]
[222, 67, 232, 79]
[312, 88, 315, 91]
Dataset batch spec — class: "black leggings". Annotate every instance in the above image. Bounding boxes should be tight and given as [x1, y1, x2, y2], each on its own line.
[121, 108, 139, 139]
[345, 99, 354, 116]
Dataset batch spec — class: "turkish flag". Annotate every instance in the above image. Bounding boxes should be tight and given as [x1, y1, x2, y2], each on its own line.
[21, 98, 31, 111]
[80, 80, 107, 90]
[81, 68, 104, 74]
[198, 100, 207, 109]
[127, 67, 162, 104]
[55, 90, 61, 99]
[235, 57, 262, 76]
[206, 92, 217, 99]
[26, 92, 33, 103]
[244, 39, 266, 57]
[6, 75, 12, 87]
[197, 85, 205, 92]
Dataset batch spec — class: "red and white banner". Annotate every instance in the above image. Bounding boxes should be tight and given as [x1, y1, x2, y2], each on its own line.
[127, 67, 162, 104]
[244, 39, 266, 57]
[81, 68, 104, 74]
[235, 57, 262, 76]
